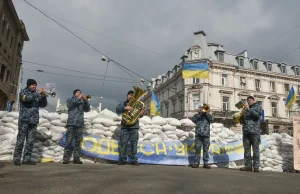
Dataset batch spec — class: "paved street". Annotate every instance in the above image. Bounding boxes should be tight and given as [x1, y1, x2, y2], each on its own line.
[0, 162, 299, 194]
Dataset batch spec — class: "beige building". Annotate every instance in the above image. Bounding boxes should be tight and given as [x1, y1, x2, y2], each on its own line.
[0, 0, 29, 110]
[141, 31, 300, 135]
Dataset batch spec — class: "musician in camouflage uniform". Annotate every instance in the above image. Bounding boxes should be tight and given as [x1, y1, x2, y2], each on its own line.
[191, 103, 213, 169]
[240, 96, 262, 173]
[63, 89, 90, 164]
[13, 79, 47, 165]
[116, 90, 144, 166]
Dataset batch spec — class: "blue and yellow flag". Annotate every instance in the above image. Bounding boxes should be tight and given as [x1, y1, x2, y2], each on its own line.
[285, 86, 297, 109]
[182, 62, 209, 79]
[150, 91, 160, 116]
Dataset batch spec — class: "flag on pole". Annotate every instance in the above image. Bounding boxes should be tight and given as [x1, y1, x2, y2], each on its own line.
[150, 91, 160, 116]
[285, 86, 297, 109]
[182, 62, 209, 79]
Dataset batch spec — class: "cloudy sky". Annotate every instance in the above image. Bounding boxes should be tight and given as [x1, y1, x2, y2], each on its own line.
[13, 0, 300, 111]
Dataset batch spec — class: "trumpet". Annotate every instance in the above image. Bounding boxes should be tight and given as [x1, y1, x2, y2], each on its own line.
[86, 95, 91, 101]
[45, 92, 56, 98]
[201, 104, 210, 113]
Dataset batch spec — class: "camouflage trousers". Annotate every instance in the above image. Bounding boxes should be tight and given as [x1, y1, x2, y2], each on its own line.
[194, 135, 210, 165]
[119, 128, 139, 162]
[63, 126, 83, 161]
[243, 134, 261, 169]
[13, 123, 37, 163]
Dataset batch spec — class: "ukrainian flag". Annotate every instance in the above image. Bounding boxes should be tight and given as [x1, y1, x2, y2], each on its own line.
[150, 91, 160, 116]
[285, 86, 297, 109]
[182, 62, 209, 79]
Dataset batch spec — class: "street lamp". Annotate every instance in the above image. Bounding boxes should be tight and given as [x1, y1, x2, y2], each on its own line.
[98, 96, 103, 112]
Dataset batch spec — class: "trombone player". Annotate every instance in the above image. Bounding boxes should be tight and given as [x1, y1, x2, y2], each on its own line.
[13, 79, 48, 165]
[191, 103, 213, 169]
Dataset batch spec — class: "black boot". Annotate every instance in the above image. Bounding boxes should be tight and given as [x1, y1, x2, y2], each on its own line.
[132, 161, 139, 166]
[203, 164, 211, 169]
[14, 161, 21, 166]
[118, 161, 126, 165]
[73, 159, 83, 164]
[240, 167, 252, 171]
[192, 164, 199, 168]
[22, 160, 36, 165]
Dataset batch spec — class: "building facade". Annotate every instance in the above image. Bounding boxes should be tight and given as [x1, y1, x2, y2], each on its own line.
[0, 0, 29, 110]
[141, 31, 300, 135]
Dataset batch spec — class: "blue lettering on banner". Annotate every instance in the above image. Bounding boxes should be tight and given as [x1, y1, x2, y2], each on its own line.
[60, 134, 268, 165]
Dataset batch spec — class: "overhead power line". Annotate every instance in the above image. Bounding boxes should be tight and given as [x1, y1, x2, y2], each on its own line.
[22, 0, 151, 82]
[22, 60, 137, 81]
[16, 0, 178, 61]
[23, 68, 141, 84]
[274, 45, 300, 63]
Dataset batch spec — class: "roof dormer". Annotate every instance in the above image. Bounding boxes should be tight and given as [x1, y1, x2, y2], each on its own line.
[236, 55, 245, 67]
[278, 63, 287, 74]
[161, 74, 167, 83]
[250, 58, 259, 70]
[291, 65, 300, 76]
[167, 70, 173, 79]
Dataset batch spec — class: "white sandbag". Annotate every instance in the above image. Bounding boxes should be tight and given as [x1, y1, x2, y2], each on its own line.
[10, 136, 17, 145]
[164, 131, 176, 136]
[39, 118, 49, 124]
[218, 132, 229, 139]
[114, 127, 121, 134]
[1, 117, 14, 123]
[92, 124, 106, 129]
[0, 133, 14, 141]
[211, 123, 224, 128]
[92, 129, 105, 136]
[40, 153, 54, 158]
[33, 142, 44, 148]
[59, 113, 68, 123]
[13, 119, 18, 125]
[212, 127, 223, 133]
[109, 126, 118, 133]
[180, 119, 196, 127]
[43, 112, 59, 121]
[166, 118, 181, 126]
[175, 129, 186, 138]
[0, 127, 15, 135]
[50, 120, 66, 127]
[162, 124, 176, 132]
[139, 116, 152, 125]
[0, 148, 13, 155]
[211, 136, 221, 142]
[37, 127, 48, 133]
[144, 133, 155, 140]
[50, 126, 66, 134]
[0, 155, 12, 161]
[3, 123, 17, 130]
[51, 133, 63, 142]
[223, 128, 235, 136]
[151, 125, 162, 130]
[141, 128, 153, 135]
[104, 131, 113, 137]
[36, 131, 51, 141]
[0, 111, 7, 119]
[139, 131, 144, 138]
[168, 134, 179, 140]
[150, 137, 162, 142]
[39, 122, 52, 129]
[0, 140, 10, 149]
[84, 110, 98, 120]
[153, 128, 163, 135]
[43, 149, 55, 156]
[262, 167, 274, 172]
[97, 109, 121, 121]
[7, 112, 19, 119]
[152, 116, 167, 126]
[102, 118, 118, 127]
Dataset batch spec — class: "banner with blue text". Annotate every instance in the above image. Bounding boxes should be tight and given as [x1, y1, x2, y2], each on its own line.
[60, 134, 268, 165]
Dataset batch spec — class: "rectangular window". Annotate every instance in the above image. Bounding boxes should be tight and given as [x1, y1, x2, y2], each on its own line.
[253, 61, 258, 70]
[270, 81, 275, 92]
[284, 84, 289, 94]
[173, 103, 176, 113]
[255, 79, 261, 91]
[267, 63, 272, 71]
[166, 105, 169, 117]
[281, 66, 287, 74]
[295, 68, 300, 76]
[271, 102, 277, 117]
[0, 66, 5, 81]
[222, 96, 229, 111]
[218, 52, 224, 62]
[193, 78, 200, 84]
[239, 58, 244, 67]
[240, 77, 246, 89]
[222, 74, 228, 86]
[192, 94, 200, 107]
[6, 71, 10, 82]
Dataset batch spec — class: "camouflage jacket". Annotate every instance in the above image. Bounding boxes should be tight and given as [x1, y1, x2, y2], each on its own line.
[19, 88, 48, 124]
[192, 112, 214, 137]
[242, 102, 262, 135]
[116, 100, 143, 129]
[66, 96, 90, 127]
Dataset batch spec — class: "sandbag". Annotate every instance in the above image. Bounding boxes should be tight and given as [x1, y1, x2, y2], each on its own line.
[84, 110, 98, 120]
[49, 126, 66, 134]
[92, 129, 105, 136]
[39, 123, 52, 129]
[51, 133, 63, 141]
[166, 118, 181, 126]
[59, 113, 68, 123]
[162, 124, 176, 132]
[211, 123, 224, 128]
[180, 119, 195, 127]
[152, 116, 167, 125]
[51, 120, 66, 127]
[97, 109, 121, 121]
[7, 112, 19, 119]
[1, 117, 14, 123]
[0, 127, 15, 135]
[139, 116, 152, 125]
[0, 111, 7, 119]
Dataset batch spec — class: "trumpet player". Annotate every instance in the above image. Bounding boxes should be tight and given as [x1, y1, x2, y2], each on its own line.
[240, 96, 262, 173]
[63, 89, 90, 164]
[191, 103, 213, 169]
[116, 90, 144, 166]
[13, 79, 48, 165]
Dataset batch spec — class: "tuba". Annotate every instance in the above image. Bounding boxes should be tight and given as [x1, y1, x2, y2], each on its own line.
[122, 86, 145, 125]
[202, 104, 210, 113]
[232, 101, 245, 124]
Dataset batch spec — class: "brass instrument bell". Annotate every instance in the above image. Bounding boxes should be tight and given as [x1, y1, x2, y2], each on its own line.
[86, 95, 91, 101]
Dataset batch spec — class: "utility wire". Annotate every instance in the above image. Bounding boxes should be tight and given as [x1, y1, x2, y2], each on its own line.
[23, 68, 141, 84]
[23, 0, 150, 82]
[16, 0, 178, 61]
[274, 45, 300, 63]
[22, 60, 137, 81]
[100, 61, 110, 97]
